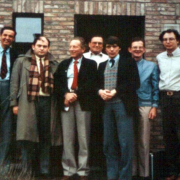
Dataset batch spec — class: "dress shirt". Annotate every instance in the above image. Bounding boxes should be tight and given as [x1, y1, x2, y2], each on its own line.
[64, 57, 82, 111]
[35, 55, 49, 96]
[0, 44, 11, 81]
[67, 57, 82, 91]
[108, 54, 120, 67]
[83, 51, 108, 68]
[156, 47, 180, 91]
[136, 59, 159, 107]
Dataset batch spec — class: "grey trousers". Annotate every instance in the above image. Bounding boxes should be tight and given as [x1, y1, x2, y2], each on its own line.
[133, 106, 151, 177]
[61, 101, 91, 176]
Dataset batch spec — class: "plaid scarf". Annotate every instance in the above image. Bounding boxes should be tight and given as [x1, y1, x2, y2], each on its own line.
[27, 53, 54, 101]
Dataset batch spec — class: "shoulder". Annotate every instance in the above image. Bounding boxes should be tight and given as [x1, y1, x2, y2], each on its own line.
[83, 57, 97, 66]
[156, 51, 166, 60]
[83, 52, 90, 58]
[98, 60, 108, 70]
[102, 53, 108, 58]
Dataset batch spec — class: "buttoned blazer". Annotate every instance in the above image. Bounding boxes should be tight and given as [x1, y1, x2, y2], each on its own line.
[97, 54, 140, 116]
[54, 56, 97, 111]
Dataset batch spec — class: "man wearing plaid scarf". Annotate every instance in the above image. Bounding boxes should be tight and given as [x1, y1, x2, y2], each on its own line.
[10, 36, 61, 179]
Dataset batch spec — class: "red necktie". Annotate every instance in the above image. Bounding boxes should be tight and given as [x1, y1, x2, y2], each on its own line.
[1, 49, 7, 79]
[71, 60, 78, 90]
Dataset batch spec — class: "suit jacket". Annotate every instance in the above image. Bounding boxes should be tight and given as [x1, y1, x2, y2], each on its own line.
[97, 54, 140, 116]
[54, 56, 97, 111]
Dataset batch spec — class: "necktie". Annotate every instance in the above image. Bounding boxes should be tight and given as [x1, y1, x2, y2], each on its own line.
[71, 60, 78, 90]
[167, 53, 173, 57]
[40, 58, 45, 85]
[110, 59, 115, 67]
[1, 49, 7, 79]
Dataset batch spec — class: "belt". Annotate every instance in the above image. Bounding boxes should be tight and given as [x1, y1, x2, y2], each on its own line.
[161, 91, 180, 96]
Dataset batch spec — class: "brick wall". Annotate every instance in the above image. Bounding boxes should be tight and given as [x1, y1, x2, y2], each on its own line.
[1, 0, 180, 151]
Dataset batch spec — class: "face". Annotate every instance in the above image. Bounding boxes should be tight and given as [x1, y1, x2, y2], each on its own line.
[0, 29, 15, 49]
[32, 37, 50, 57]
[162, 32, 179, 53]
[69, 40, 85, 60]
[128, 41, 145, 61]
[89, 37, 103, 54]
[105, 44, 121, 58]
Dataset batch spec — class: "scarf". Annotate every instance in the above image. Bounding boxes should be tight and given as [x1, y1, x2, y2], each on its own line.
[27, 53, 54, 101]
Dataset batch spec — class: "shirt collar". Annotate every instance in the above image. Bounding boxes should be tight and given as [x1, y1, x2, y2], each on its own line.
[0, 44, 10, 53]
[136, 58, 143, 64]
[72, 56, 83, 63]
[90, 51, 103, 57]
[35, 55, 45, 61]
[108, 54, 120, 62]
[167, 47, 180, 57]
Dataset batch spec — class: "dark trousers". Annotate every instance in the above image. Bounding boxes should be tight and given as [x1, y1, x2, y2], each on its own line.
[22, 96, 51, 175]
[0, 81, 12, 166]
[160, 92, 180, 176]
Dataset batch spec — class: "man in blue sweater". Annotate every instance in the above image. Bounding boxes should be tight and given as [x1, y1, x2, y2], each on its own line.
[128, 37, 159, 180]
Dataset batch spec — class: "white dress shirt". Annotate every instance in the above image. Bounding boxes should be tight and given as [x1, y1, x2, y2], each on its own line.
[64, 57, 82, 111]
[156, 47, 180, 91]
[67, 57, 82, 90]
[83, 51, 108, 68]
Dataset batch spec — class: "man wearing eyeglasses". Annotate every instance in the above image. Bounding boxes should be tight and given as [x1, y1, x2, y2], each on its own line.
[97, 36, 140, 180]
[157, 29, 180, 180]
[84, 36, 108, 168]
[83, 35, 108, 67]
[128, 37, 159, 180]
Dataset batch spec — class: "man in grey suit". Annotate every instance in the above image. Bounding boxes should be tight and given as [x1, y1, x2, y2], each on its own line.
[55, 37, 97, 180]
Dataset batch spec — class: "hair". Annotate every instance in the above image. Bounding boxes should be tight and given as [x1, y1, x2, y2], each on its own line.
[159, 29, 180, 42]
[105, 36, 121, 47]
[0, 26, 16, 36]
[71, 36, 86, 49]
[32, 35, 51, 47]
[129, 37, 145, 47]
[90, 35, 103, 42]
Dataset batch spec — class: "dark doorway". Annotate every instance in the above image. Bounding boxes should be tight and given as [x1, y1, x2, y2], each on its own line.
[74, 15, 145, 57]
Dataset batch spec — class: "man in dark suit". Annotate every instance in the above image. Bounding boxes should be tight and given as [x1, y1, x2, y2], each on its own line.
[0, 26, 18, 168]
[97, 36, 140, 180]
[55, 37, 97, 180]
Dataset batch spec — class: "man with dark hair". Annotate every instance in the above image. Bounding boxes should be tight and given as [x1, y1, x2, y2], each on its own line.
[97, 36, 140, 180]
[0, 26, 18, 169]
[84, 35, 108, 168]
[157, 29, 180, 180]
[10, 36, 61, 178]
[128, 37, 159, 180]
[55, 37, 97, 180]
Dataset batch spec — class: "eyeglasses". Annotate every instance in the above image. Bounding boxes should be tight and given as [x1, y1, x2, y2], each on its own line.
[92, 42, 103, 45]
[162, 38, 176, 42]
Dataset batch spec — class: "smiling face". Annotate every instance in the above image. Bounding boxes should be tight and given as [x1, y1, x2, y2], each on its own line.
[89, 37, 103, 55]
[32, 37, 50, 58]
[128, 41, 145, 61]
[0, 29, 15, 49]
[69, 40, 85, 60]
[162, 32, 179, 53]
